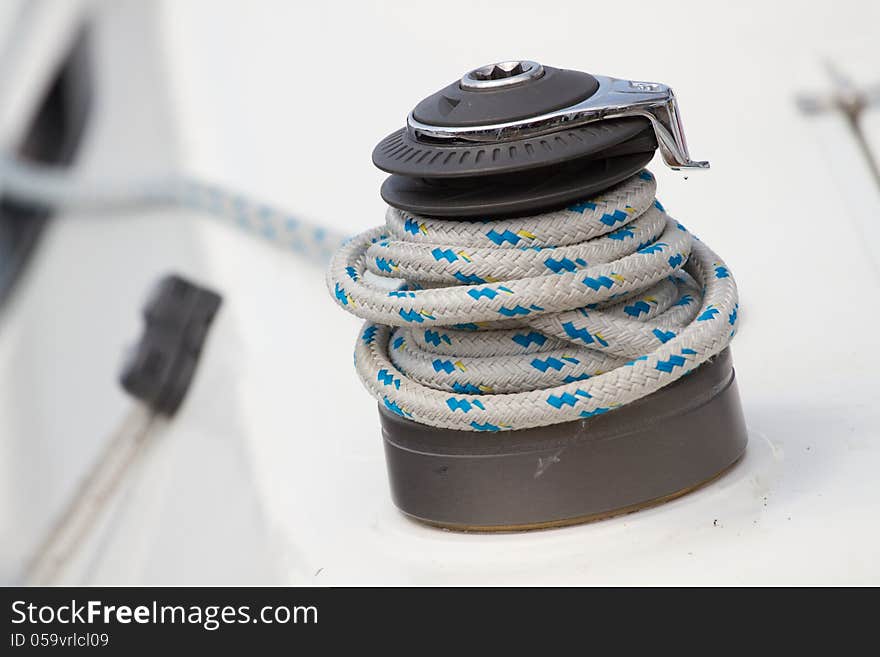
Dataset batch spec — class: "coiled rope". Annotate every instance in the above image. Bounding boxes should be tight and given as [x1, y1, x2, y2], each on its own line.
[1, 157, 739, 433]
[328, 170, 739, 431]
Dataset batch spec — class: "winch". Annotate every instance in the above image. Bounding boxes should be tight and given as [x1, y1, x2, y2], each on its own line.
[374, 61, 706, 217]
[0, 56, 747, 533]
[329, 60, 747, 531]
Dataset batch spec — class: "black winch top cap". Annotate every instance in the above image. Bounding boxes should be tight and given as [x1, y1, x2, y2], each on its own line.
[410, 63, 600, 128]
[372, 61, 657, 217]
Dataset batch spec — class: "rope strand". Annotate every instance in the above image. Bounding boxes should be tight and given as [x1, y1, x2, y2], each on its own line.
[0, 155, 346, 264]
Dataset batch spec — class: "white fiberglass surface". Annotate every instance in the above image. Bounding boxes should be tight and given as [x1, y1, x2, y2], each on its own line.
[2, 0, 878, 584]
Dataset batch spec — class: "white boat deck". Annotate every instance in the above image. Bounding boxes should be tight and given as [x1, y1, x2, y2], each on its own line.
[1, 0, 878, 584]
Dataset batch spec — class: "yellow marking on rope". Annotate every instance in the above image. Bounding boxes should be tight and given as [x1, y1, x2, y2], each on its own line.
[610, 273, 625, 283]
[516, 229, 537, 240]
[454, 361, 467, 372]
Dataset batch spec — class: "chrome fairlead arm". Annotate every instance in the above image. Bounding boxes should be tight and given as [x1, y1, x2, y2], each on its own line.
[407, 74, 709, 170]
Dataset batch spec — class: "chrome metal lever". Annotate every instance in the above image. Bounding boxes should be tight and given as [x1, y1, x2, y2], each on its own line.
[407, 74, 709, 170]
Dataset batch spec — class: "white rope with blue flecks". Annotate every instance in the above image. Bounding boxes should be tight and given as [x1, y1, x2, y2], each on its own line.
[0, 156, 346, 264]
[328, 170, 739, 431]
[0, 156, 738, 433]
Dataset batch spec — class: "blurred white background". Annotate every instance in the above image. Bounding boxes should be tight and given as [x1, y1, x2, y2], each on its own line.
[1, 0, 879, 584]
